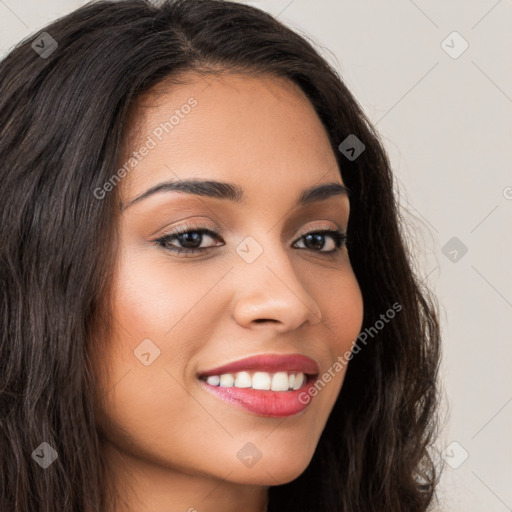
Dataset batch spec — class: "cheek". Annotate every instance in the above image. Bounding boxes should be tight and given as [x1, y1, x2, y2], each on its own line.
[310, 262, 364, 353]
[92, 249, 200, 416]
[96, 244, 236, 398]
[314, 267, 363, 383]
[296, 263, 363, 422]
[334, 277, 364, 350]
[112, 249, 193, 337]
[92, 251, 219, 464]
[107, 248, 227, 365]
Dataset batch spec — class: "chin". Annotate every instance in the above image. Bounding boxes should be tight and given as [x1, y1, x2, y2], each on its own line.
[225, 451, 314, 486]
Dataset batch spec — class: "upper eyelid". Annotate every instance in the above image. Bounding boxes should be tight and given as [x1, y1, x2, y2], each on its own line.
[158, 224, 344, 240]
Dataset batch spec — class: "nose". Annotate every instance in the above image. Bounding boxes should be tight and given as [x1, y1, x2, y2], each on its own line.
[230, 239, 323, 333]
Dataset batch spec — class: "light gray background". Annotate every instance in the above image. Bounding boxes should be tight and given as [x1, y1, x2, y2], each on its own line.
[1, 1, 511, 510]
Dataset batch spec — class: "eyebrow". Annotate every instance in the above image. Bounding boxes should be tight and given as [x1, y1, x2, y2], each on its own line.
[120, 179, 350, 211]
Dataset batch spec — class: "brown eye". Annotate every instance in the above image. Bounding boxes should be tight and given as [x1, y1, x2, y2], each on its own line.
[293, 230, 347, 253]
[154, 227, 224, 255]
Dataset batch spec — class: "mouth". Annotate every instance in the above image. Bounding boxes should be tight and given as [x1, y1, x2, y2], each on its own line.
[196, 353, 320, 418]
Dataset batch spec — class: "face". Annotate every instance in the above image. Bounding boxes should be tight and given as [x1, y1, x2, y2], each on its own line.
[93, 71, 364, 497]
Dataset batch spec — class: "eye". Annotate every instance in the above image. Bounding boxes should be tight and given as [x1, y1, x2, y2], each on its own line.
[293, 229, 347, 253]
[152, 224, 348, 257]
[153, 223, 224, 256]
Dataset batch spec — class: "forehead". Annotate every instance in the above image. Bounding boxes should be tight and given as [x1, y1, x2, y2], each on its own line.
[119, 70, 343, 204]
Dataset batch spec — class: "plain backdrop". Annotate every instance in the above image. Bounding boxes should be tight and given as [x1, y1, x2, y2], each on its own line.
[1, 1, 511, 510]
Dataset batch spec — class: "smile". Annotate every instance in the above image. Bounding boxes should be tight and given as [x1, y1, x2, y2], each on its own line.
[197, 353, 320, 417]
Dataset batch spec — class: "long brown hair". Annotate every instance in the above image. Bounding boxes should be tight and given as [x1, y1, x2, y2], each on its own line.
[0, 1, 441, 510]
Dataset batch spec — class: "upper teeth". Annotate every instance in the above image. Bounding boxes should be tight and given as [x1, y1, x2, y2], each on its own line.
[204, 371, 306, 391]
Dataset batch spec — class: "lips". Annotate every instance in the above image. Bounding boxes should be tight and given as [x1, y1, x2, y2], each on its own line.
[196, 353, 320, 418]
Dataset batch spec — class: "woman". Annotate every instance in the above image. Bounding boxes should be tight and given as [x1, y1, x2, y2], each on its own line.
[0, 1, 442, 511]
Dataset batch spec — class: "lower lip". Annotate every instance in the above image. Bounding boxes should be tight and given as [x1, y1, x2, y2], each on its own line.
[198, 377, 318, 417]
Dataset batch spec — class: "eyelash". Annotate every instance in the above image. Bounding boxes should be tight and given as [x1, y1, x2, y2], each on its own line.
[152, 223, 348, 257]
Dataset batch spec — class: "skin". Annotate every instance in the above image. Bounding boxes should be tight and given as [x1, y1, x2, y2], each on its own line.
[92, 71, 364, 512]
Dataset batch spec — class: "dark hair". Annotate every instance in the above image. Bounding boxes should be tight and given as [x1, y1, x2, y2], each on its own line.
[0, 1, 442, 510]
